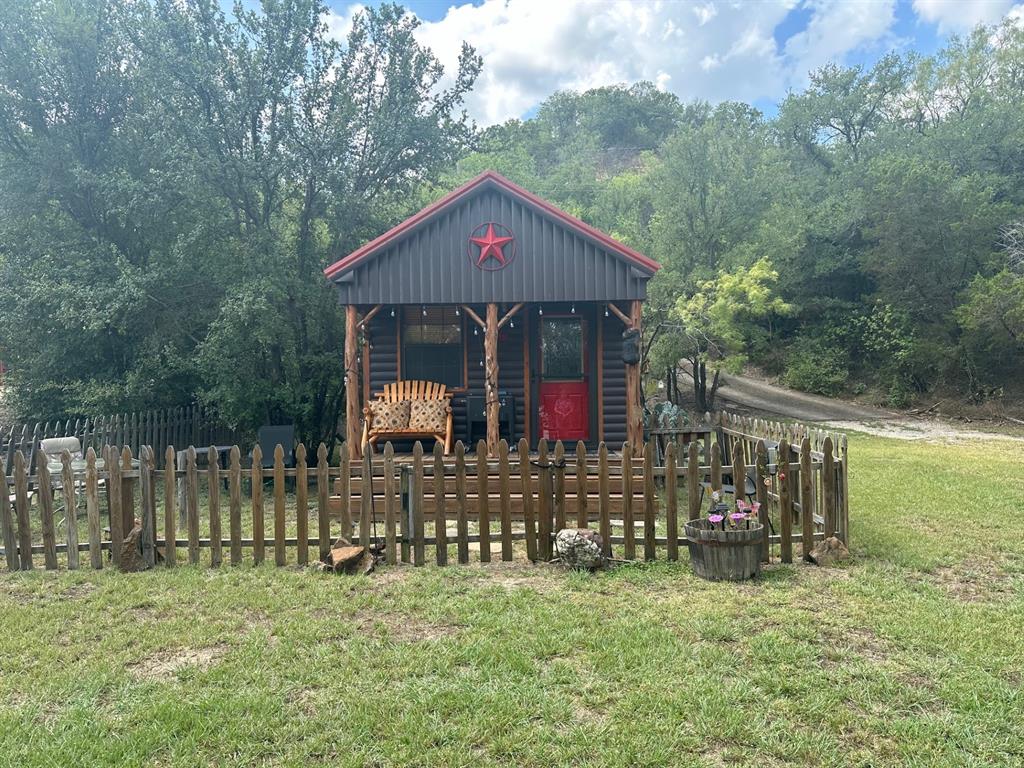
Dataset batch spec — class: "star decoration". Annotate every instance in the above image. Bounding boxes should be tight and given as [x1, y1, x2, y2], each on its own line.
[470, 223, 514, 267]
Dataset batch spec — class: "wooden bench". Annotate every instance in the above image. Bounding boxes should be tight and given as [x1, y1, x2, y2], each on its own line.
[361, 380, 454, 455]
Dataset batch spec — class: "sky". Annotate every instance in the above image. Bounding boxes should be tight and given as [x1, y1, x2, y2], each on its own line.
[324, 0, 1024, 125]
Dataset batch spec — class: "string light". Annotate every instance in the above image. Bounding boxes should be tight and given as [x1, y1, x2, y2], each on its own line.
[473, 326, 478, 336]
[604, 305, 609, 317]
[570, 304, 575, 314]
[455, 307, 460, 316]
[538, 306, 543, 316]
[390, 308, 395, 317]
[421, 305, 427, 316]
[509, 319, 515, 329]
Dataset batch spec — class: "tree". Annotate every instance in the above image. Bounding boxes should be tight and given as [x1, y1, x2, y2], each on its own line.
[672, 259, 793, 412]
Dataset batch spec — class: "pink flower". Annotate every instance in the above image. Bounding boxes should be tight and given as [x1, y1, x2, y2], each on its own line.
[750, 502, 761, 515]
[736, 500, 748, 512]
[728, 512, 746, 527]
[708, 514, 724, 525]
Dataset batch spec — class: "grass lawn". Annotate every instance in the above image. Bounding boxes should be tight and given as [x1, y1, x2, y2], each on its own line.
[1, 433, 1023, 767]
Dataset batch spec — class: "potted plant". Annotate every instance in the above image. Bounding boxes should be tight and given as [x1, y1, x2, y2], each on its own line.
[685, 492, 764, 581]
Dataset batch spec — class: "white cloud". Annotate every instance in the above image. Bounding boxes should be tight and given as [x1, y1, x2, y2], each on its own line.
[326, 0, 912, 125]
[912, 0, 1019, 32]
[325, 3, 364, 42]
[410, 0, 909, 125]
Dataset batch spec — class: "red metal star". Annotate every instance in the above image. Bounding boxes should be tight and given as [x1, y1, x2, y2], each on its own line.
[470, 223, 514, 267]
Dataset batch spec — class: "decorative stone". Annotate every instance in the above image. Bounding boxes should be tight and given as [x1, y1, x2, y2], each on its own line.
[554, 528, 604, 570]
[806, 536, 850, 567]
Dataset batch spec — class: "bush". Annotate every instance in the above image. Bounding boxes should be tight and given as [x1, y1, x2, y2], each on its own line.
[783, 338, 849, 396]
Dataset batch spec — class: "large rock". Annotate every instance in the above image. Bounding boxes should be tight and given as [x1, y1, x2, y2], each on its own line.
[554, 529, 605, 570]
[118, 524, 148, 572]
[806, 536, 850, 567]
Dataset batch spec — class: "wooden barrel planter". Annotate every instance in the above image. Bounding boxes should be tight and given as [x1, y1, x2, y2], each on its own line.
[684, 519, 764, 581]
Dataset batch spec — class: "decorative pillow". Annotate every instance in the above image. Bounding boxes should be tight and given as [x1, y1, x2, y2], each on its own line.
[370, 399, 410, 431]
[408, 400, 447, 432]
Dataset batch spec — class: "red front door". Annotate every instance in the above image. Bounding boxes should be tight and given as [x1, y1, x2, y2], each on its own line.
[539, 316, 589, 441]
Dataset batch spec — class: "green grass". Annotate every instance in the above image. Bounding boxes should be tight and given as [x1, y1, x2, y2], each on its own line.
[2, 434, 1023, 767]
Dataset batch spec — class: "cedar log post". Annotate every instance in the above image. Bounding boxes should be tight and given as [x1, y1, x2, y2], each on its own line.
[626, 300, 643, 457]
[485, 303, 500, 457]
[345, 305, 361, 459]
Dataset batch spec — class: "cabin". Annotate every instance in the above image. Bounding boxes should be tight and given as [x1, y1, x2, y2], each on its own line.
[323, 171, 660, 458]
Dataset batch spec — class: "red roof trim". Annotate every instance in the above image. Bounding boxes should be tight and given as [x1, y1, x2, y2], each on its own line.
[323, 170, 660, 279]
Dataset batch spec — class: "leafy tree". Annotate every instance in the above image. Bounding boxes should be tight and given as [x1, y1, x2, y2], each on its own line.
[672, 259, 792, 411]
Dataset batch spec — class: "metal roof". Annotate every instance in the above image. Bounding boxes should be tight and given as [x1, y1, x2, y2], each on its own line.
[325, 171, 659, 305]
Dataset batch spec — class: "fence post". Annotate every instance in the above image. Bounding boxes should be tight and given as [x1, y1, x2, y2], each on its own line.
[13, 451, 32, 570]
[273, 445, 285, 567]
[296, 444, 308, 565]
[553, 441, 566, 532]
[108, 447, 124, 569]
[687, 441, 700, 522]
[317, 443, 331, 562]
[229, 446, 242, 566]
[209, 446, 221, 567]
[643, 442, 656, 561]
[800, 438, 814, 558]
[186, 446, 199, 565]
[575, 441, 588, 528]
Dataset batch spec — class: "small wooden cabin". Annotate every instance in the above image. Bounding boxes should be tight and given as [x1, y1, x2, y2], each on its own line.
[324, 171, 660, 457]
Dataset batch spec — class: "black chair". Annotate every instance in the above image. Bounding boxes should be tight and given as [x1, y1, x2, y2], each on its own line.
[256, 425, 296, 468]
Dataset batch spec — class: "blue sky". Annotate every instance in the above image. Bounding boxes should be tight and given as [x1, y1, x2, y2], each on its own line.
[320, 0, 1023, 124]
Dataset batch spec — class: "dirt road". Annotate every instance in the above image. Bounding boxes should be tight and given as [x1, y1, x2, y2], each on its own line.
[703, 370, 1023, 442]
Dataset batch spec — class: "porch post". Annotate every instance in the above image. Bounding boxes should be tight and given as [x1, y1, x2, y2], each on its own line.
[485, 303, 500, 457]
[626, 300, 643, 456]
[345, 304, 361, 459]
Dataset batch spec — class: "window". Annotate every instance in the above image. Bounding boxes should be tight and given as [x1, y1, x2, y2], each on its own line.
[542, 318, 585, 380]
[402, 306, 464, 388]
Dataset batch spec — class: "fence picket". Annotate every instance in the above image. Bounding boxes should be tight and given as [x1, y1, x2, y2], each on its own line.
[274, 444, 285, 566]
[120, 447, 135, 535]
[755, 440, 770, 563]
[433, 442, 447, 566]
[60, 451, 79, 570]
[412, 441, 425, 566]
[0, 458, 17, 571]
[537, 440, 552, 561]
[163, 446, 176, 567]
[384, 443, 397, 565]
[498, 439, 512, 561]
[598, 442, 611, 558]
[822, 436, 836, 540]
[665, 443, 678, 561]
[643, 442, 656, 561]
[229, 446, 242, 566]
[800, 438, 814, 557]
[477, 440, 491, 563]
[86, 448, 102, 569]
[338, 443, 351, 543]
[186, 447, 199, 565]
[711, 441, 722, 495]
[518, 438, 536, 561]
[208, 446, 221, 567]
[621, 443, 634, 560]
[296, 444, 308, 565]
[687, 442, 700, 521]
[13, 452, 32, 570]
[360, 447, 372, 549]
[252, 444, 265, 565]
[553, 440, 566, 532]
[778, 441, 793, 564]
[140, 447, 156, 568]
[317, 443, 330, 561]
[37, 453, 58, 569]
[109, 447, 124, 568]
[575, 441, 588, 528]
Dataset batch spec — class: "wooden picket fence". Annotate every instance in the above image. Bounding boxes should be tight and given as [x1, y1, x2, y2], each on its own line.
[0, 412, 848, 572]
[1, 403, 243, 472]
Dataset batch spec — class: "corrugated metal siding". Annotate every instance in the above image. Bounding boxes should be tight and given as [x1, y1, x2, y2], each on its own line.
[335, 187, 649, 305]
[602, 314, 628, 447]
